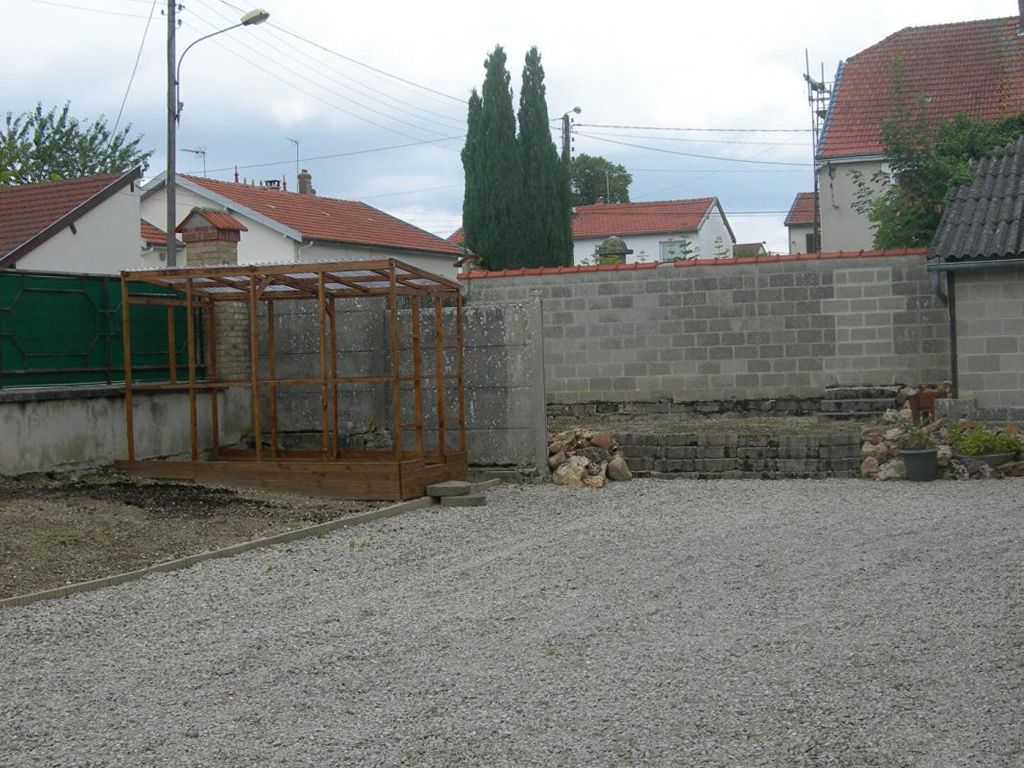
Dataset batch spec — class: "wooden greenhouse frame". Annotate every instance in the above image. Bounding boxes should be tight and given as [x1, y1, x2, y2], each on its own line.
[115, 259, 468, 500]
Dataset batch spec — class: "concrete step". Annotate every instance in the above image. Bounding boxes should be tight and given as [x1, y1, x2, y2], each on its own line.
[817, 411, 889, 422]
[820, 398, 897, 413]
[438, 494, 487, 507]
[425, 480, 471, 497]
[822, 386, 901, 401]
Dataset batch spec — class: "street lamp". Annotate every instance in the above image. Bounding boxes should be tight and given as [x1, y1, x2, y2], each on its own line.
[561, 106, 581, 163]
[166, 5, 269, 266]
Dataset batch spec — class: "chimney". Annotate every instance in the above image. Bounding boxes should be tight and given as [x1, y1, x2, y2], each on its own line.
[297, 168, 316, 196]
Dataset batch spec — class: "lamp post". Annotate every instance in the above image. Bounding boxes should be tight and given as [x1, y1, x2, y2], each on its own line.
[561, 106, 581, 164]
[166, 5, 269, 266]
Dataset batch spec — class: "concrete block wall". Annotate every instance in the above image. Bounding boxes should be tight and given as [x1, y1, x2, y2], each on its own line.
[615, 431, 862, 478]
[461, 253, 949, 404]
[262, 298, 547, 470]
[951, 266, 1024, 416]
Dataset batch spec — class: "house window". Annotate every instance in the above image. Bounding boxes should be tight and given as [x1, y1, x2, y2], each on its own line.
[805, 232, 819, 254]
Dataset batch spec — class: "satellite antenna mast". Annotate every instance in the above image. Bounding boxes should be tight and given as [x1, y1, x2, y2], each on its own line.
[803, 49, 832, 252]
[287, 137, 300, 180]
[182, 146, 207, 177]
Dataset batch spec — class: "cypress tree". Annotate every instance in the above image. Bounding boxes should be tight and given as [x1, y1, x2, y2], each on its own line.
[461, 45, 572, 269]
[517, 47, 573, 266]
[474, 46, 521, 270]
[460, 89, 483, 257]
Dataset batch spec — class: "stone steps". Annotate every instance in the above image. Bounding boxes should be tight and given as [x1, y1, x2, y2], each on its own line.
[426, 479, 497, 507]
[819, 386, 901, 421]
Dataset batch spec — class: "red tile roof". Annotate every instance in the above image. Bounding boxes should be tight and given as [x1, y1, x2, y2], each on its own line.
[448, 228, 465, 245]
[820, 16, 1024, 159]
[784, 192, 818, 227]
[571, 198, 718, 239]
[0, 172, 133, 260]
[177, 208, 247, 232]
[183, 176, 461, 257]
[458, 247, 929, 279]
[140, 219, 183, 247]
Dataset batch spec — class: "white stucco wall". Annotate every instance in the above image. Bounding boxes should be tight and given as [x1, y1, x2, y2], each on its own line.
[297, 241, 457, 279]
[142, 187, 295, 266]
[572, 209, 735, 265]
[788, 223, 815, 254]
[18, 185, 144, 274]
[817, 158, 887, 252]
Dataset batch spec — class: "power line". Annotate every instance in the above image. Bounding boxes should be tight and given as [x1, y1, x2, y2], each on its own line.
[216, 0, 465, 104]
[577, 122, 811, 133]
[180, 10, 459, 146]
[582, 130, 807, 148]
[109, 0, 158, 139]
[19, 0, 151, 18]
[205, 135, 465, 174]
[361, 183, 464, 199]
[576, 132, 812, 167]
[192, 0, 465, 130]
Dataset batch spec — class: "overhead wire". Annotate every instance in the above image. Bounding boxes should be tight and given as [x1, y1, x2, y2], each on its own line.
[109, 0, 158, 139]
[19, 0, 151, 18]
[577, 122, 811, 133]
[179, 8, 462, 147]
[575, 132, 811, 167]
[205, 135, 466, 174]
[216, 0, 465, 105]
[192, 0, 465, 130]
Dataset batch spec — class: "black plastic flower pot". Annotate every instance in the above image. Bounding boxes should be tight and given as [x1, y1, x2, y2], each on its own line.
[901, 448, 938, 482]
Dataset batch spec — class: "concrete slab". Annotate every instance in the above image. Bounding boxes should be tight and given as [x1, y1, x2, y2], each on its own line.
[426, 480, 472, 497]
[439, 494, 487, 507]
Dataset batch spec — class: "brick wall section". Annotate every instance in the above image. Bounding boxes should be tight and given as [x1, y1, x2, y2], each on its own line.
[461, 250, 949, 404]
[615, 431, 862, 478]
[952, 266, 1024, 413]
[180, 224, 250, 380]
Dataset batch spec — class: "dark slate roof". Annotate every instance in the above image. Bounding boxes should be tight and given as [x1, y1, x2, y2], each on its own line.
[930, 135, 1024, 262]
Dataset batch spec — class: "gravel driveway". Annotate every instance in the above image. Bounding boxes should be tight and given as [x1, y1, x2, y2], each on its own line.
[1, 479, 1021, 766]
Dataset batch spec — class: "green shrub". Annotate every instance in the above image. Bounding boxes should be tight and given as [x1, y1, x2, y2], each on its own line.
[947, 422, 1023, 456]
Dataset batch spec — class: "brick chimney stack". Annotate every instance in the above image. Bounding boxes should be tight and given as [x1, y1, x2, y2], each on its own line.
[297, 168, 316, 196]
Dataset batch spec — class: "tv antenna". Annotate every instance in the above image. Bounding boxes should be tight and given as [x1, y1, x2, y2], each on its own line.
[287, 137, 300, 179]
[182, 146, 207, 177]
[803, 50, 832, 251]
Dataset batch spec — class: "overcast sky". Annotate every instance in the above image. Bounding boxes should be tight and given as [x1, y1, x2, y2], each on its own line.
[3, 0, 1016, 252]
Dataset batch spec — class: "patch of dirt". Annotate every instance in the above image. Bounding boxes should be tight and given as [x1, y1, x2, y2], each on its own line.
[0, 471, 383, 600]
[549, 414, 876, 436]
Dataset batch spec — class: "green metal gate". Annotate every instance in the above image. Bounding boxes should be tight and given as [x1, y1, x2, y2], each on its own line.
[0, 269, 200, 389]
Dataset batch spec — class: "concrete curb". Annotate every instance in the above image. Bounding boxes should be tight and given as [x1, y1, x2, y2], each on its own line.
[0, 496, 436, 610]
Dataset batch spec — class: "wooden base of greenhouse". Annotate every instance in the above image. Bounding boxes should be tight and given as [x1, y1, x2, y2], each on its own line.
[115, 452, 468, 501]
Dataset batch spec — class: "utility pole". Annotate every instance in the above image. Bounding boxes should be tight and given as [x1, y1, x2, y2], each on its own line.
[166, 0, 177, 265]
[561, 106, 580, 163]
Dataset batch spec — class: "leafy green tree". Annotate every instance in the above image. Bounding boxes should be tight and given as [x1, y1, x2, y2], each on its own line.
[569, 153, 632, 206]
[517, 47, 572, 267]
[0, 102, 151, 185]
[852, 107, 1024, 248]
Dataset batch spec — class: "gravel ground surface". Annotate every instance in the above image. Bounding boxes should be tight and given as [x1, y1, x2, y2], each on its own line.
[1, 479, 1021, 767]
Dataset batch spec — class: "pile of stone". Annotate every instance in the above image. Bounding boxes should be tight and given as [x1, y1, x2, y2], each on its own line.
[861, 409, 1024, 480]
[548, 429, 632, 488]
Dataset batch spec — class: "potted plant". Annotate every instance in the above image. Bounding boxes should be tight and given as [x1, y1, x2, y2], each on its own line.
[898, 422, 939, 481]
[947, 422, 1022, 468]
